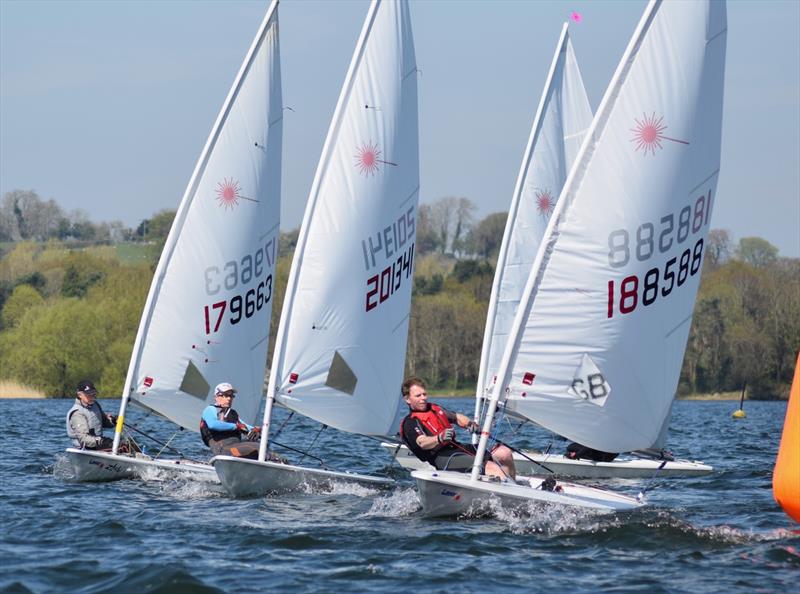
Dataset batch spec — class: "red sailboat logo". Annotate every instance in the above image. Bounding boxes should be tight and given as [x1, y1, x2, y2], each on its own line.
[535, 189, 554, 219]
[355, 142, 396, 176]
[215, 178, 258, 209]
[630, 113, 689, 156]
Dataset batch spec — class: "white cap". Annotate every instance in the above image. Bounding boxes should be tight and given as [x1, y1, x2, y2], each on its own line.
[214, 382, 237, 395]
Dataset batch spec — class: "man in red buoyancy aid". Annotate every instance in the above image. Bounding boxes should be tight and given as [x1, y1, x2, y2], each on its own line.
[399, 376, 515, 480]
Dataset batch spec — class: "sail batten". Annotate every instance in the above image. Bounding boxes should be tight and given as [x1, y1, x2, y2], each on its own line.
[488, 0, 727, 454]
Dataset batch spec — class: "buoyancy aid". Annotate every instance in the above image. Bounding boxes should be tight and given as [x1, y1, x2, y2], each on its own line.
[66, 399, 105, 448]
[408, 404, 452, 435]
[400, 404, 453, 462]
[200, 406, 241, 446]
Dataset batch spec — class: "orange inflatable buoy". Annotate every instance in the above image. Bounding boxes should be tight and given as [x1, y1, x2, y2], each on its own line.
[773, 353, 800, 523]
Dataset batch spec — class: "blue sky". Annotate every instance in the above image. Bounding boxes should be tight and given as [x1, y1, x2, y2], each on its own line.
[1, 0, 798, 256]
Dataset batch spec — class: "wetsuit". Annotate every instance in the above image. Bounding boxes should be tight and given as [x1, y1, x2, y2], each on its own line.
[566, 442, 619, 462]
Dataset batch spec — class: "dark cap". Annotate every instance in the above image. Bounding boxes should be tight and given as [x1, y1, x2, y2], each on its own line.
[76, 380, 97, 395]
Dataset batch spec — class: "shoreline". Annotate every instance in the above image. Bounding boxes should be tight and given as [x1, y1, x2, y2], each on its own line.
[0, 392, 782, 401]
[426, 389, 783, 401]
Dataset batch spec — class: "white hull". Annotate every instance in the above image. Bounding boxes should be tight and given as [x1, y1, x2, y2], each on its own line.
[381, 442, 712, 479]
[65, 448, 217, 483]
[412, 469, 642, 517]
[212, 455, 394, 498]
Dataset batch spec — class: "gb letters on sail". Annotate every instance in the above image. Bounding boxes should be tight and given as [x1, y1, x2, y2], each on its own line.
[495, 0, 727, 454]
[476, 23, 592, 405]
[267, 0, 418, 437]
[124, 4, 282, 432]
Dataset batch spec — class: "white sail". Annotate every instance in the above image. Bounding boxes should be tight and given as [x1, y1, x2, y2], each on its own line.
[476, 24, 592, 403]
[494, 0, 727, 453]
[267, 0, 418, 436]
[124, 4, 282, 431]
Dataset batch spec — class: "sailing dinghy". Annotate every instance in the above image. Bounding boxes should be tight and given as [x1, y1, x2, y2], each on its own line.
[381, 441, 711, 479]
[213, 0, 419, 497]
[414, 0, 727, 516]
[66, 1, 283, 482]
[383, 23, 710, 480]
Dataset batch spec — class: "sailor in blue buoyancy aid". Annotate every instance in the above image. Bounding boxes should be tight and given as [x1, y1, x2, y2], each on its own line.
[66, 380, 116, 449]
[200, 382, 284, 462]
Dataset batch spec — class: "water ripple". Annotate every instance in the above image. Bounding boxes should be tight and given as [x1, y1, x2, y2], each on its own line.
[0, 398, 797, 593]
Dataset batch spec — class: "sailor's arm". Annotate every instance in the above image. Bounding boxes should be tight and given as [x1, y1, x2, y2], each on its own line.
[201, 407, 238, 431]
[415, 433, 442, 450]
[454, 412, 471, 428]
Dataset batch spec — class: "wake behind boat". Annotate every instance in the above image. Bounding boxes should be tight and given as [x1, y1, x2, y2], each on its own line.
[214, 0, 419, 497]
[65, 1, 283, 482]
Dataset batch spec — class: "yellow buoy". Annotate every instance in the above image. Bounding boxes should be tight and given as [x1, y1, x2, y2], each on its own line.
[773, 353, 800, 523]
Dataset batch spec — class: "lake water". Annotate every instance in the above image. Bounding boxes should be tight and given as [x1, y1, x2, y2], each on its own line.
[0, 398, 796, 593]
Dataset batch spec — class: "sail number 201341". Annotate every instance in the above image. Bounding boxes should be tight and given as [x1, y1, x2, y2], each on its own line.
[606, 190, 712, 318]
[363, 207, 416, 313]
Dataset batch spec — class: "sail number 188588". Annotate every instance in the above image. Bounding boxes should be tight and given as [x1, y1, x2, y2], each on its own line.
[607, 239, 703, 318]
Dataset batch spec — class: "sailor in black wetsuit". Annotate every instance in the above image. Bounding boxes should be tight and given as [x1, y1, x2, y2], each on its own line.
[399, 376, 516, 480]
[565, 442, 619, 462]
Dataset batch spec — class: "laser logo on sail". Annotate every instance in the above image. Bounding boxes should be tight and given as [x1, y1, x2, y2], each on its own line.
[355, 142, 396, 176]
[215, 178, 258, 209]
[535, 189, 554, 219]
[630, 113, 689, 156]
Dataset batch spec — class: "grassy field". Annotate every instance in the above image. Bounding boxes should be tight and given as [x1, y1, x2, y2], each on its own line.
[0, 380, 46, 398]
[679, 390, 746, 401]
[115, 242, 159, 264]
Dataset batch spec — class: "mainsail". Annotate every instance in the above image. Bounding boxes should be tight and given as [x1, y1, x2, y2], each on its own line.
[476, 23, 592, 405]
[484, 0, 727, 455]
[119, 3, 282, 434]
[264, 0, 418, 437]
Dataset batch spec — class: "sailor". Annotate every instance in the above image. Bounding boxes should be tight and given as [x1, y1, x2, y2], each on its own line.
[565, 442, 619, 462]
[66, 380, 116, 450]
[200, 382, 283, 462]
[399, 376, 516, 480]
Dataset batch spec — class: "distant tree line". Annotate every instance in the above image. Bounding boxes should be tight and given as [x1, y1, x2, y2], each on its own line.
[404, 204, 799, 399]
[0, 192, 797, 399]
[681, 231, 799, 398]
[0, 189, 174, 245]
[0, 242, 151, 396]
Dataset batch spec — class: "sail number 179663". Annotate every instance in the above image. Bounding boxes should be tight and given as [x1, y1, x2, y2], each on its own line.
[203, 275, 272, 334]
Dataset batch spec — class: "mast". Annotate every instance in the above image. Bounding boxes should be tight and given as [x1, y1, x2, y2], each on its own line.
[470, 0, 664, 480]
[112, 0, 281, 454]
